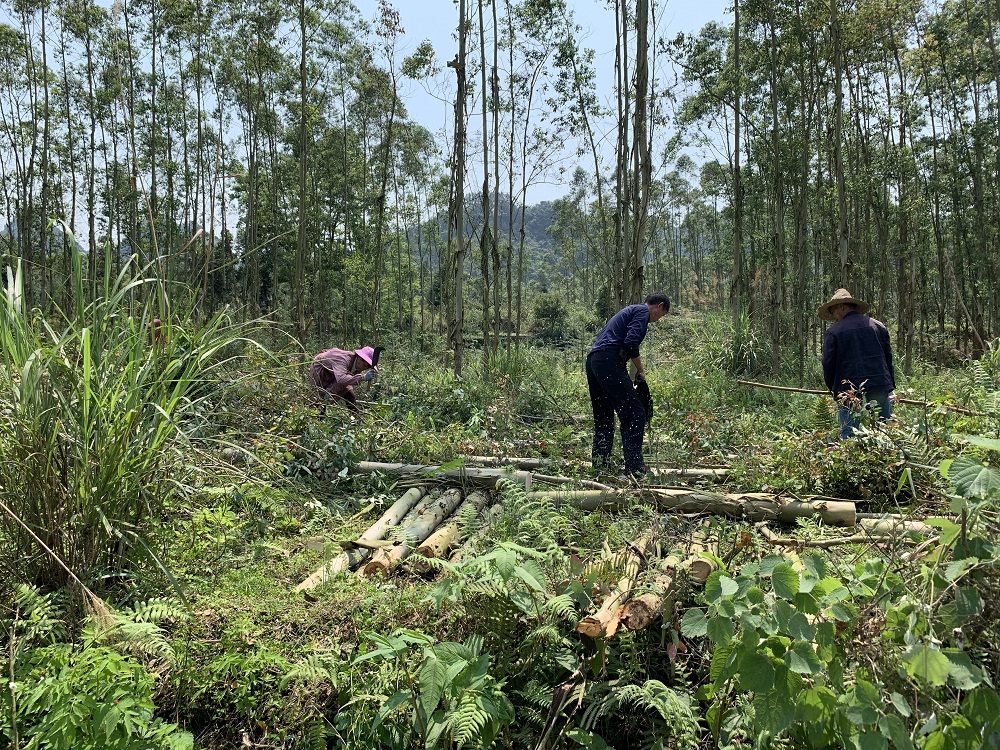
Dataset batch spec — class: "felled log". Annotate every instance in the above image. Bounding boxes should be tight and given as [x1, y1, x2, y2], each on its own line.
[527, 488, 857, 526]
[652, 468, 729, 481]
[353, 461, 614, 492]
[859, 518, 937, 536]
[464, 456, 552, 470]
[360, 488, 465, 577]
[577, 537, 652, 639]
[686, 523, 719, 584]
[295, 486, 425, 591]
[620, 554, 682, 632]
[413, 491, 492, 572]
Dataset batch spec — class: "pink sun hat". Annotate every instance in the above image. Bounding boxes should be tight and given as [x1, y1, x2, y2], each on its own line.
[354, 346, 376, 368]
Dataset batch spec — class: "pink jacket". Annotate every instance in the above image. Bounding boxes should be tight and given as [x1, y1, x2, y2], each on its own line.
[308, 348, 364, 397]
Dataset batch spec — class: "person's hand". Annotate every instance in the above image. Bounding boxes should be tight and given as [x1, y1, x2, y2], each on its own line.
[362, 369, 377, 382]
[635, 371, 646, 382]
[888, 392, 899, 404]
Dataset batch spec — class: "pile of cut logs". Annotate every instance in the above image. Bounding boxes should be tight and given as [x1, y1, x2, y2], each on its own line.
[294, 459, 938, 596]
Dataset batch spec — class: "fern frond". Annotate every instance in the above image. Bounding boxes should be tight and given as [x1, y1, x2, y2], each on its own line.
[543, 593, 579, 622]
[447, 691, 490, 747]
[11, 584, 67, 644]
[129, 597, 188, 625]
[84, 615, 175, 663]
[281, 652, 339, 690]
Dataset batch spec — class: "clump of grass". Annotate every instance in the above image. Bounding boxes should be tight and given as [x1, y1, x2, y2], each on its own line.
[0, 250, 261, 591]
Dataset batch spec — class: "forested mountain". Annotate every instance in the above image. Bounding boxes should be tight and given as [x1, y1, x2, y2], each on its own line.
[0, 0, 996, 373]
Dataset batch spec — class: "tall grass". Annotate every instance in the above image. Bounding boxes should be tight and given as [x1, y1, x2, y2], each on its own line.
[0, 249, 259, 591]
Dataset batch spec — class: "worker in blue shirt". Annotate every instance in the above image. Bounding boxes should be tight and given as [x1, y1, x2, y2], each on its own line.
[818, 288, 897, 439]
[586, 292, 670, 477]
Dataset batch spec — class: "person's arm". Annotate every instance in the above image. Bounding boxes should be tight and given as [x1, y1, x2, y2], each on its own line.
[621, 306, 650, 360]
[631, 355, 645, 381]
[821, 330, 836, 392]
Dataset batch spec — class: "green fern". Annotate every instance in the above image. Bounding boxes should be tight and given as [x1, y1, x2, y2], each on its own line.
[280, 652, 340, 690]
[82, 597, 187, 664]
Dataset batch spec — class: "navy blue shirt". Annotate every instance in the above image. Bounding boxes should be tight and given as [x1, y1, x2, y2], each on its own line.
[590, 304, 650, 360]
[822, 310, 895, 395]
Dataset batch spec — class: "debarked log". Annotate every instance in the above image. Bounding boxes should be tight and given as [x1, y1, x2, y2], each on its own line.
[619, 554, 682, 632]
[526, 488, 857, 526]
[413, 491, 492, 572]
[858, 518, 938, 536]
[295, 486, 425, 591]
[577, 536, 652, 639]
[360, 488, 465, 577]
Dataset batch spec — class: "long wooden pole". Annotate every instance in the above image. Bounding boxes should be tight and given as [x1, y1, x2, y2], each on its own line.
[736, 380, 986, 416]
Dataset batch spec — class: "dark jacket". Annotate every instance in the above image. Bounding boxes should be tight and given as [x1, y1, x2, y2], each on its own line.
[590, 304, 650, 360]
[822, 310, 895, 395]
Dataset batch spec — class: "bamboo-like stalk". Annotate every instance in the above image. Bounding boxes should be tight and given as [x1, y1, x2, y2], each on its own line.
[527, 488, 857, 526]
[413, 491, 491, 572]
[360, 488, 465, 577]
[576, 536, 652, 638]
[294, 487, 426, 591]
[859, 518, 937, 536]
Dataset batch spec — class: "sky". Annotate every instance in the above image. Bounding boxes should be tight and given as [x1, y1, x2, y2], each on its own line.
[355, 0, 732, 203]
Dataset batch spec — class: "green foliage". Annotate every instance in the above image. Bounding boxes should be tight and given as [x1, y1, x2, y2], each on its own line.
[349, 629, 515, 749]
[531, 292, 570, 344]
[0, 585, 191, 750]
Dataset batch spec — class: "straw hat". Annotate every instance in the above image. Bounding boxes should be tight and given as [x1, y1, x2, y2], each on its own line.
[817, 289, 870, 321]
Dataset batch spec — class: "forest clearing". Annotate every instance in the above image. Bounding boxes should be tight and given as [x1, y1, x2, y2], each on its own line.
[1, 266, 998, 749]
[2, 0, 1000, 746]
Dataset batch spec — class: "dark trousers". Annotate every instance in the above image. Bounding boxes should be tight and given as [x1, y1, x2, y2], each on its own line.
[586, 350, 646, 474]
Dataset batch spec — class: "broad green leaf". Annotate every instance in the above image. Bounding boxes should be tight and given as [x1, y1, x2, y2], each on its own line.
[719, 575, 739, 597]
[771, 564, 800, 599]
[493, 547, 516, 582]
[954, 434, 1000, 451]
[704, 571, 726, 603]
[709, 644, 736, 682]
[786, 611, 815, 642]
[944, 649, 985, 690]
[953, 586, 983, 619]
[829, 601, 857, 623]
[796, 686, 838, 723]
[903, 645, 951, 686]
[372, 690, 412, 732]
[737, 651, 774, 693]
[680, 608, 709, 638]
[803, 552, 827, 580]
[566, 728, 615, 750]
[947, 455, 1000, 499]
[890, 691, 911, 718]
[751, 669, 797, 735]
[787, 641, 823, 674]
[417, 652, 447, 718]
[513, 564, 547, 593]
[707, 614, 735, 646]
[859, 729, 888, 750]
[961, 687, 1000, 731]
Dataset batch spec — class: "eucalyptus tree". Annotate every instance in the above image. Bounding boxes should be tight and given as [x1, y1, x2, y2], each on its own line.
[213, 0, 289, 315]
[447, 0, 469, 375]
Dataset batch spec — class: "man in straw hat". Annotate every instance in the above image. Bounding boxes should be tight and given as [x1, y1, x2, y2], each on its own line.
[308, 345, 378, 412]
[817, 289, 896, 439]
